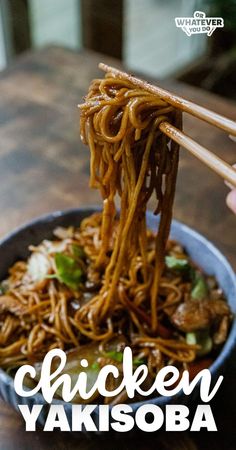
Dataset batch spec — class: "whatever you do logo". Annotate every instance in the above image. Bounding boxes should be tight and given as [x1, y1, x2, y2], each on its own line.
[175, 10, 224, 36]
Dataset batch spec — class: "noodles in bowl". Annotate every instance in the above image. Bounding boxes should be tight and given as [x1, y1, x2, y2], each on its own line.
[0, 73, 233, 405]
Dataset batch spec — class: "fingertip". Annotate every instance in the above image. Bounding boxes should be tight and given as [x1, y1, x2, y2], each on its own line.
[226, 189, 236, 214]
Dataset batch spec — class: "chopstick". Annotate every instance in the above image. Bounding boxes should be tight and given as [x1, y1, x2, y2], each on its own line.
[99, 63, 236, 188]
[160, 121, 236, 188]
[99, 63, 236, 136]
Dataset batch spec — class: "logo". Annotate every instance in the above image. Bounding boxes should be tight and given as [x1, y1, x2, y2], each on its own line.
[175, 10, 224, 37]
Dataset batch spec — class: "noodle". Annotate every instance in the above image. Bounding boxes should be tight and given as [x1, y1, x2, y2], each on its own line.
[78, 73, 181, 333]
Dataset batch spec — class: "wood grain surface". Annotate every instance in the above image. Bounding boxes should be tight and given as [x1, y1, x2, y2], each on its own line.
[0, 46, 235, 450]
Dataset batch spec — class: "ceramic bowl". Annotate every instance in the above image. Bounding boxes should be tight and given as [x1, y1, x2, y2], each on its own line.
[0, 207, 235, 430]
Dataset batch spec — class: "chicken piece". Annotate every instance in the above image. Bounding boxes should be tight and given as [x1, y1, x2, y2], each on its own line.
[214, 315, 230, 345]
[0, 295, 28, 316]
[170, 298, 230, 333]
[53, 226, 75, 240]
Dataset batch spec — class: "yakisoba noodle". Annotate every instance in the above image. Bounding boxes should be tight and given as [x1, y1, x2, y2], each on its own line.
[0, 73, 231, 402]
[79, 74, 181, 333]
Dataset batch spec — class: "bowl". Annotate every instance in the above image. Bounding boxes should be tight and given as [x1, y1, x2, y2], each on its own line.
[0, 207, 235, 430]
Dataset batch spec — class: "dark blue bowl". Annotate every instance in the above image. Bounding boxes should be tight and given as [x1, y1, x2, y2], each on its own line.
[0, 207, 235, 430]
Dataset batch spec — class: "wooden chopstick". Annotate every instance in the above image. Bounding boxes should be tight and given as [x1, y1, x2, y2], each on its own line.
[99, 63, 236, 187]
[160, 121, 236, 188]
[99, 63, 236, 136]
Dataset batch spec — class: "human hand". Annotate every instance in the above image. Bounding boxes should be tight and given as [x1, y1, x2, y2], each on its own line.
[226, 187, 236, 214]
[226, 135, 236, 214]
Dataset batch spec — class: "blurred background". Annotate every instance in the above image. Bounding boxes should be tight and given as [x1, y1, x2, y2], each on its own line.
[0, 0, 235, 98]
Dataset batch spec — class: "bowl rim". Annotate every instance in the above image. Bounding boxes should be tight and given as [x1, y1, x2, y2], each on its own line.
[0, 206, 235, 411]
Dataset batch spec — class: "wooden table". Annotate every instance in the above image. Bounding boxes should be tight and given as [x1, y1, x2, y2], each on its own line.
[0, 46, 235, 450]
